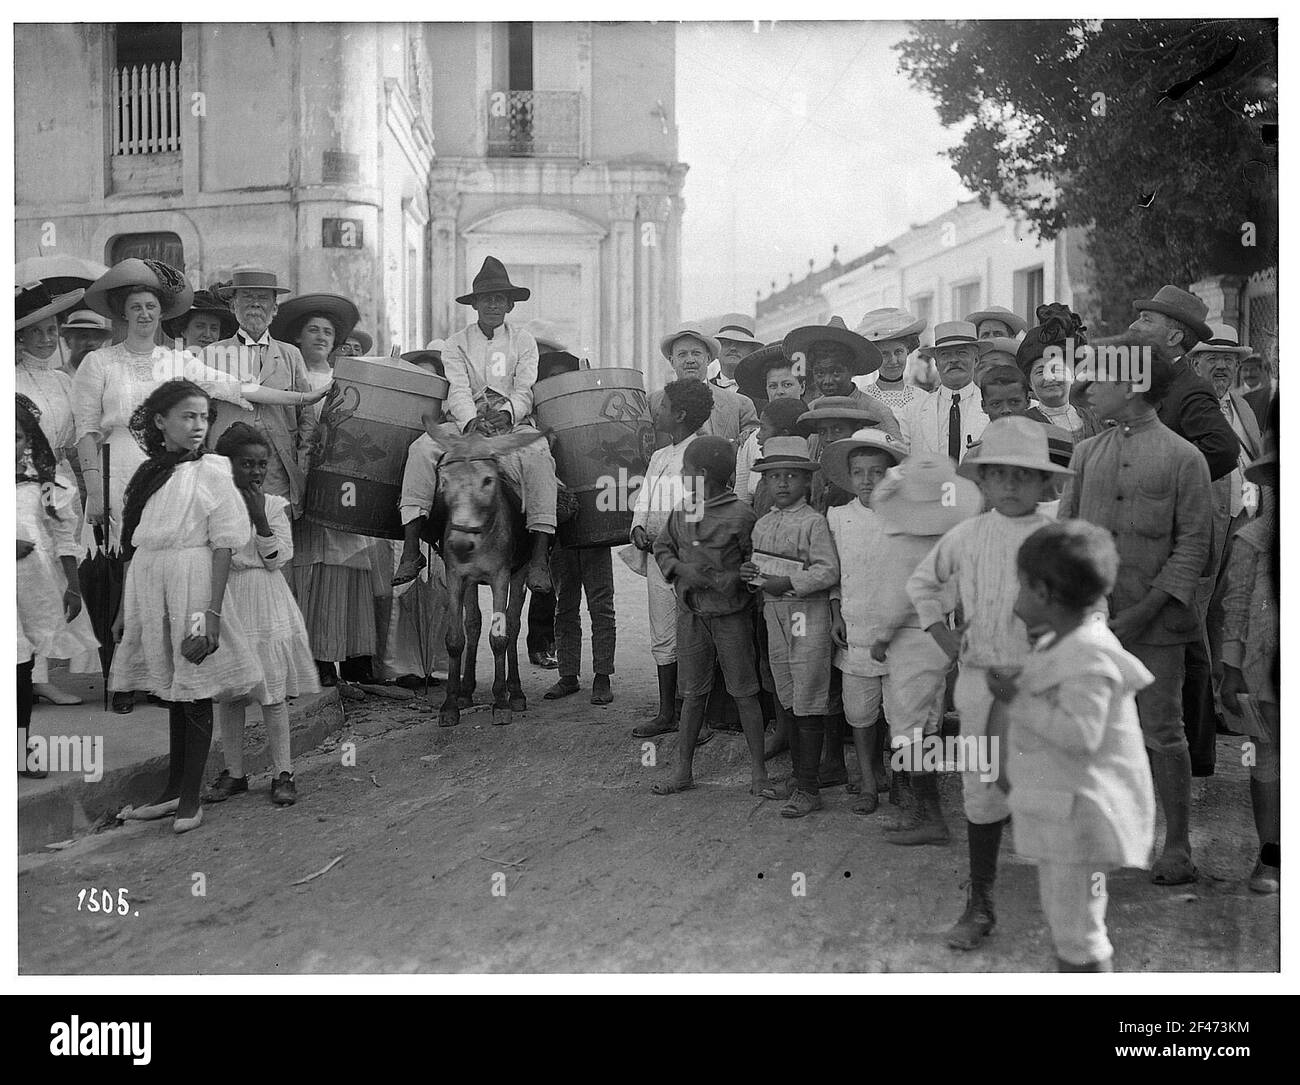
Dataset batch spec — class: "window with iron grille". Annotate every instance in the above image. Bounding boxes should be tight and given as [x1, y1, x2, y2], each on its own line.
[111, 23, 182, 156]
[110, 232, 184, 272]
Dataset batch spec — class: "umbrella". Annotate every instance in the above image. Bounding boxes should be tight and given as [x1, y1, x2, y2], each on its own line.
[15, 255, 110, 298]
[77, 445, 118, 711]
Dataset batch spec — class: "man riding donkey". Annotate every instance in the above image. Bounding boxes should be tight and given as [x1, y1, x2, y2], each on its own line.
[393, 259, 558, 725]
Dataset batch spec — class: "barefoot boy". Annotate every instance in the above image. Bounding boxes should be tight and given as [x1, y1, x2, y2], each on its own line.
[650, 437, 768, 796]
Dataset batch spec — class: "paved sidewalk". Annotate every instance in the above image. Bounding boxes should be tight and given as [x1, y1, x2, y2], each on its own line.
[18, 663, 345, 852]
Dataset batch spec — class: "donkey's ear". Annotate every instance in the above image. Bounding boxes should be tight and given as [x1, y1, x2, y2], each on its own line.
[488, 429, 545, 456]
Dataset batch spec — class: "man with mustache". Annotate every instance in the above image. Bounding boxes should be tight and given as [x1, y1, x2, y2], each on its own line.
[1190, 324, 1264, 521]
[707, 313, 764, 392]
[200, 267, 318, 516]
[897, 320, 989, 463]
[648, 325, 758, 445]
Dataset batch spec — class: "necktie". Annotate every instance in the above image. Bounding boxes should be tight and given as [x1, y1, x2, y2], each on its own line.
[948, 392, 962, 461]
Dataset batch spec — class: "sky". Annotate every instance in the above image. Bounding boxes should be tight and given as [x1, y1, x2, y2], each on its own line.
[675, 20, 972, 320]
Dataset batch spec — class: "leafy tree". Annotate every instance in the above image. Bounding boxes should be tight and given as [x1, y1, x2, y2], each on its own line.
[896, 19, 1277, 334]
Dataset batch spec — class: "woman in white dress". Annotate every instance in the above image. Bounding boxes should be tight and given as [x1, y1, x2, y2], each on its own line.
[271, 293, 388, 687]
[71, 259, 328, 712]
[16, 399, 100, 776]
[17, 282, 91, 705]
[205, 422, 319, 808]
[110, 380, 268, 834]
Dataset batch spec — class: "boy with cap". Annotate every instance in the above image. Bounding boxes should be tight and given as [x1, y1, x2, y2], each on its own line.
[631, 379, 716, 739]
[797, 396, 901, 512]
[821, 428, 908, 814]
[906, 416, 1071, 950]
[650, 436, 768, 797]
[739, 437, 840, 817]
[442, 256, 558, 592]
[858, 451, 984, 833]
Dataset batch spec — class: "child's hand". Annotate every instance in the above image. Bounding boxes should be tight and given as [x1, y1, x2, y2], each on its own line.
[986, 667, 1021, 703]
[927, 622, 963, 661]
[830, 614, 848, 650]
[63, 589, 82, 623]
[630, 526, 651, 552]
[1220, 665, 1247, 711]
[739, 560, 760, 582]
[869, 639, 889, 663]
[16, 538, 35, 560]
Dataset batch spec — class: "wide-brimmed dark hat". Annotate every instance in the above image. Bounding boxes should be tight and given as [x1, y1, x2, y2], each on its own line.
[83, 258, 193, 320]
[16, 282, 85, 331]
[456, 256, 530, 305]
[783, 316, 881, 377]
[163, 288, 239, 341]
[270, 293, 361, 349]
[220, 267, 291, 297]
[735, 342, 795, 402]
[1133, 284, 1212, 342]
[797, 395, 894, 438]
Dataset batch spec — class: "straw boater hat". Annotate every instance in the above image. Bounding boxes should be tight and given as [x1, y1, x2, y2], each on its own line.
[400, 338, 446, 376]
[751, 435, 819, 474]
[957, 416, 1075, 480]
[797, 395, 896, 438]
[348, 328, 374, 354]
[16, 282, 86, 332]
[660, 324, 720, 362]
[83, 258, 194, 321]
[219, 267, 292, 298]
[734, 342, 793, 401]
[61, 309, 111, 334]
[965, 305, 1028, 337]
[821, 428, 908, 494]
[871, 451, 984, 536]
[162, 288, 238, 341]
[977, 336, 1023, 362]
[1190, 323, 1254, 359]
[784, 315, 882, 376]
[456, 256, 530, 305]
[1132, 284, 1213, 342]
[270, 293, 360, 349]
[713, 312, 763, 347]
[918, 320, 981, 360]
[856, 307, 926, 344]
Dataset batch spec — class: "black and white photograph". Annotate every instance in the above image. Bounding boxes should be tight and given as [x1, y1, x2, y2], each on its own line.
[7, 7, 1287, 1003]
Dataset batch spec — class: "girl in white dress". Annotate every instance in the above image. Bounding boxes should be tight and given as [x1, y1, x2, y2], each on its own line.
[72, 259, 328, 713]
[16, 399, 100, 776]
[205, 422, 320, 807]
[110, 380, 267, 834]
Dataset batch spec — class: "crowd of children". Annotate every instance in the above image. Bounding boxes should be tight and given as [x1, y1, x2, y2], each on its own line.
[636, 298, 1279, 971]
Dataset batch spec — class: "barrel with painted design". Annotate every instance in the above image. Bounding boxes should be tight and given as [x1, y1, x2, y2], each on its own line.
[532, 368, 655, 549]
[304, 356, 449, 539]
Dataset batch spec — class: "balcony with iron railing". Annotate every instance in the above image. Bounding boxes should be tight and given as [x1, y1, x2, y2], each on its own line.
[486, 90, 582, 158]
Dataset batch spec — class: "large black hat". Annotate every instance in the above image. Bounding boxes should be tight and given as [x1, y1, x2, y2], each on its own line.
[270, 293, 361, 350]
[16, 282, 85, 331]
[456, 256, 530, 306]
[163, 288, 239, 341]
[735, 342, 795, 403]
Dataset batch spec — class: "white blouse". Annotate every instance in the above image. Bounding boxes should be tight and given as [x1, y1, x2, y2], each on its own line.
[17, 351, 76, 452]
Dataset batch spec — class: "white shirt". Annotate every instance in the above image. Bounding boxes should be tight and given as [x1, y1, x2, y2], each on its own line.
[706, 360, 737, 389]
[631, 434, 699, 541]
[443, 320, 539, 431]
[899, 380, 986, 461]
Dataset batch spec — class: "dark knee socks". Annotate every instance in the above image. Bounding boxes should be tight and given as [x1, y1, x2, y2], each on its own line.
[177, 699, 214, 815]
[795, 714, 824, 795]
[968, 817, 1006, 889]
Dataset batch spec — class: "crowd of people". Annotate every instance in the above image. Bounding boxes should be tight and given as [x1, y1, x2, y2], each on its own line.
[15, 253, 1278, 970]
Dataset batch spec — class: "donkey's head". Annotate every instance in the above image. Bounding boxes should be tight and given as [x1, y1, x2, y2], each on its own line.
[438, 429, 543, 562]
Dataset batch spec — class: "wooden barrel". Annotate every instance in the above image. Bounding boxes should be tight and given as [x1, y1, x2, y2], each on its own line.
[533, 368, 655, 549]
[304, 356, 449, 539]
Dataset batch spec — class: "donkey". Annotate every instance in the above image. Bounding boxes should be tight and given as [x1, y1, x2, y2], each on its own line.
[424, 430, 543, 728]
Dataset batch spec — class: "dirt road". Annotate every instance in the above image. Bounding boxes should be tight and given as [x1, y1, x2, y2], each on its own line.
[18, 564, 1278, 974]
